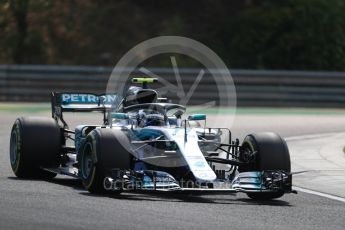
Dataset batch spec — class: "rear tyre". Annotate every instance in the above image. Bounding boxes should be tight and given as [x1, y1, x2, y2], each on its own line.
[79, 128, 131, 194]
[10, 117, 61, 179]
[240, 132, 291, 200]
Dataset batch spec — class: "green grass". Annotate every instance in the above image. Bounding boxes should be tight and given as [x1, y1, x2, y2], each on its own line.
[1, 102, 345, 116]
[188, 106, 345, 116]
[235, 107, 345, 116]
[0, 103, 50, 113]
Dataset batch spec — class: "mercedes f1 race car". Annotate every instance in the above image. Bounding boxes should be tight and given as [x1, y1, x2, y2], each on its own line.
[10, 78, 295, 200]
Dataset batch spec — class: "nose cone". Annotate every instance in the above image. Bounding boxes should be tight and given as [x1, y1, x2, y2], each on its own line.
[193, 171, 217, 182]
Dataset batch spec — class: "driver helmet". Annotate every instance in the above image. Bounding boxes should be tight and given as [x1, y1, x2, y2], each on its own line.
[144, 114, 165, 127]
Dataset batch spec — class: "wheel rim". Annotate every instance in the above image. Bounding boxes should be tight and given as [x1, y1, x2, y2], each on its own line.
[10, 131, 18, 166]
[241, 142, 254, 161]
[81, 142, 94, 179]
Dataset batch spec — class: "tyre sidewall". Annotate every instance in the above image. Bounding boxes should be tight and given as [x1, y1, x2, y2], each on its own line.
[241, 132, 291, 200]
[9, 117, 61, 178]
[79, 128, 131, 193]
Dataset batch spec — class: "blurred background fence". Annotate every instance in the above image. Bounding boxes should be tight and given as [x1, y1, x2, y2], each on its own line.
[1, 65, 345, 108]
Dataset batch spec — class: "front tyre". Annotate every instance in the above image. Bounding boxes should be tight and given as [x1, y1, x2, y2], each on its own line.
[10, 117, 61, 179]
[240, 132, 291, 200]
[79, 128, 131, 194]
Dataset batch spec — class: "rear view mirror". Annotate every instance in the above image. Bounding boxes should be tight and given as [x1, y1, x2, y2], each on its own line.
[188, 114, 206, 121]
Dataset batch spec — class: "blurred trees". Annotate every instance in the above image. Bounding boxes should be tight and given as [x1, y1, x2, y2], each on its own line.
[0, 0, 345, 70]
[223, 0, 345, 70]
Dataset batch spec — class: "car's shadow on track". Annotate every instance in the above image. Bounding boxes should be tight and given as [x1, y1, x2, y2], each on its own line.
[48, 177, 85, 191]
[7, 176, 85, 191]
[81, 191, 292, 207]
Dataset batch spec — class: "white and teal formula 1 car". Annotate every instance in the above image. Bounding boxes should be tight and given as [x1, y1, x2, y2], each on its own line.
[9, 78, 295, 200]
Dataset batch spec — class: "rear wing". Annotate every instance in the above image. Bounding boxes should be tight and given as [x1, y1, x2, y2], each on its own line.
[51, 92, 118, 128]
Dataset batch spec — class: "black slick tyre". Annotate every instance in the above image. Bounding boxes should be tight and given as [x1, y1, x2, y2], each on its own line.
[9, 117, 61, 179]
[79, 128, 131, 194]
[240, 132, 291, 200]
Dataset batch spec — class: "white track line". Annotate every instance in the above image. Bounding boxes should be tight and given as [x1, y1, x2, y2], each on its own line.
[293, 186, 345, 204]
[285, 132, 343, 141]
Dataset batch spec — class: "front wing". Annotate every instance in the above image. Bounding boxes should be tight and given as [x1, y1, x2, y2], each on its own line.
[103, 170, 295, 195]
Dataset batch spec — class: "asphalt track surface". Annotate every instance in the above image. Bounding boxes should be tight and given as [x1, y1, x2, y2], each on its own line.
[1, 109, 345, 230]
